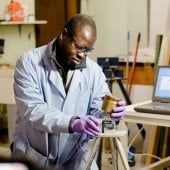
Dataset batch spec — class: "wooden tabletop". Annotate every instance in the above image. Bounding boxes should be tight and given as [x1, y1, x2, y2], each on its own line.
[124, 100, 170, 127]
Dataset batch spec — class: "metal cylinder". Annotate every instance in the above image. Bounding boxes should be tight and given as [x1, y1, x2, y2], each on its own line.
[102, 95, 118, 113]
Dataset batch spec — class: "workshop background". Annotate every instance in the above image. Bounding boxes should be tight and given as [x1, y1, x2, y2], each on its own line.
[0, 0, 170, 169]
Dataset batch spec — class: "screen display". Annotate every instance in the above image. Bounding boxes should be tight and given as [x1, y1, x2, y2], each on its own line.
[154, 67, 170, 99]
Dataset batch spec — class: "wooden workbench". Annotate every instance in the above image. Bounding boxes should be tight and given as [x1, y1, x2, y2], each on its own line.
[125, 101, 170, 168]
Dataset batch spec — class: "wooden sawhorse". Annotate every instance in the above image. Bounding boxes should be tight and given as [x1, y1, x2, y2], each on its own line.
[84, 121, 130, 170]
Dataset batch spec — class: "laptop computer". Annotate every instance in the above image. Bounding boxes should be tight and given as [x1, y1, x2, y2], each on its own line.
[134, 66, 170, 115]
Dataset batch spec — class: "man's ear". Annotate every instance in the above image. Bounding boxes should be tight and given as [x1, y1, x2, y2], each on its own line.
[59, 28, 68, 40]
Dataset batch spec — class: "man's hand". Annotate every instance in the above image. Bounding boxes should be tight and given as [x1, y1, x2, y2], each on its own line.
[110, 100, 126, 121]
[71, 116, 101, 137]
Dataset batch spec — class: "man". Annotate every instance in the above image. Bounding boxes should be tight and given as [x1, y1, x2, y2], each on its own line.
[12, 14, 126, 170]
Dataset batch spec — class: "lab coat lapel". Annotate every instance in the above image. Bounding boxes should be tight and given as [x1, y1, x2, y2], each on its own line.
[49, 69, 66, 98]
[58, 70, 82, 156]
[61, 69, 82, 115]
[42, 40, 66, 98]
[66, 70, 82, 100]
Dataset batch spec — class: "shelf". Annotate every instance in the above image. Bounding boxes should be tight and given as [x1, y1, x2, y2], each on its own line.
[0, 20, 47, 25]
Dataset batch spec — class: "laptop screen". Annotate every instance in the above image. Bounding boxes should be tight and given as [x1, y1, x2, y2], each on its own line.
[153, 66, 170, 102]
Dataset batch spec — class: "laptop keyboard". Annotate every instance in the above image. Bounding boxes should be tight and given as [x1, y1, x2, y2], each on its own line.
[152, 102, 170, 110]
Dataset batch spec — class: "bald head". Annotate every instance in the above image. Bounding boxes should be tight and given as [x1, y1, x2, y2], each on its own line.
[64, 14, 97, 40]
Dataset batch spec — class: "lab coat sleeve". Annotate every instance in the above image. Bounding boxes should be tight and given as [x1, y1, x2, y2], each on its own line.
[14, 55, 73, 134]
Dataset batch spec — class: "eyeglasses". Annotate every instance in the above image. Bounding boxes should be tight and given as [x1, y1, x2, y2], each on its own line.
[67, 31, 94, 55]
[71, 40, 94, 55]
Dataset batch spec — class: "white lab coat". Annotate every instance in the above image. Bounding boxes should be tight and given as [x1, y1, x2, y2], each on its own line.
[12, 40, 110, 169]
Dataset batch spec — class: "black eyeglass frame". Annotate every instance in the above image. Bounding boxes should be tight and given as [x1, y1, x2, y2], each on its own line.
[67, 31, 94, 55]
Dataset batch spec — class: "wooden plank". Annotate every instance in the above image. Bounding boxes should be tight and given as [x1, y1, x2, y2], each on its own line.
[141, 156, 170, 170]
[0, 20, 47, 25]
[103, 137, 111, 152]
[142, 126, 160, 165]
[159, 32, 170, 65]
[162, 127, 170, 158]
[66, 0, 79, 20]
[119, 64, 154, 85]
[99, 130, 127, 137]
[35, 0, 78, 47]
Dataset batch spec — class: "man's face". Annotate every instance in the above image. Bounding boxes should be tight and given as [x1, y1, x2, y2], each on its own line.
[60, 26, 96, 69]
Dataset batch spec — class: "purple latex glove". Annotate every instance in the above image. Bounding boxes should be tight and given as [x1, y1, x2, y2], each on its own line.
[110, 100, 126, 121]
[71, 116, 101, 137]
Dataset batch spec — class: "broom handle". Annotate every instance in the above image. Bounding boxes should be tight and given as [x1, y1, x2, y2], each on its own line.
[128, 33, 141, 96]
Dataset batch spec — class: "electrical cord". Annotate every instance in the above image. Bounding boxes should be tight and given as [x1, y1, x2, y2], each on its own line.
[128, 126, 145, 151]
[128, 150, 161, 161]
[128, 126, 161, 161]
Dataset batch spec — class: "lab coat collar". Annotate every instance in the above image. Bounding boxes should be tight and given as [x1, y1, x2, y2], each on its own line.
[43, 38, 85, 98]
[49, 64, 66, 97]
[41, 38, 57, 68]
[49, 66, 83, 99]
[39, 38, 66, 97]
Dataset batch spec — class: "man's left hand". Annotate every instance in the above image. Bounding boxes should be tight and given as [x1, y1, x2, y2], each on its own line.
[110, 100, 126, 121]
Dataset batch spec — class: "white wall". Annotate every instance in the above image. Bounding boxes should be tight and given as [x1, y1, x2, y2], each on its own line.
[81, 0, 127, 59]
[0, 0, 35, 65]
[81, 0, 148, 62]
[127, 0, 148, 48]
[149, 0, 170, 48]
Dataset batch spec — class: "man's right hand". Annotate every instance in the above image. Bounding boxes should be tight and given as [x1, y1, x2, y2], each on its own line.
[71, 115, 101, 137]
